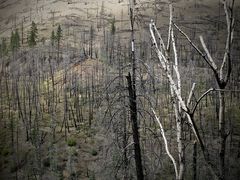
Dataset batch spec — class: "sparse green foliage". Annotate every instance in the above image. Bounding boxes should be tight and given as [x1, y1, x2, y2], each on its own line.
[89, 172, 96, 180]
[1, 37, 8, 56]
[10, 31, 15, 51]
[1, 148, 10, 156]
[56, 25, 62, 45]
[15, 29, 20, 49]
[90, 149, 97, 156]
[10, 29, 20, 52]
[110, 17, 116, 35]
[56, 25, 62, 61]
[43, 157, 50, 167]
[28, 21, 38, 47]
[67, 138, 77, 147]
[51, 30, 55, 46]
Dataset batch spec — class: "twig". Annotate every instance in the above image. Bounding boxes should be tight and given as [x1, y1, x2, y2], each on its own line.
[167, 4, 173, 51]
[187, 83, 196, 107]
[174, 23, 222, 86]
[191, 88, 214, 115]
[174, 23, 218, 72]
[171, 18, 181, 96]
[191, 88, 238, 115]
[222, 0, 234, 84]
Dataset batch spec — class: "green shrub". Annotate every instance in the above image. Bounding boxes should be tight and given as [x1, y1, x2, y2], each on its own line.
[89, 172, 96, 180]
[73, 150, 78, 156]
[1, 148, 10, 156]
[67, 138, 77, 147]
[10, 164, 18, 172]
[90, 149, 98, 156]
[43, 157, 50, 167]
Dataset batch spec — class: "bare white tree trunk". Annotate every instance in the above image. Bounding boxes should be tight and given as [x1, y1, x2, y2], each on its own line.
[152, 108, 179, 179]
[150, 5, 186, 180]
[150, 0, 235, 179]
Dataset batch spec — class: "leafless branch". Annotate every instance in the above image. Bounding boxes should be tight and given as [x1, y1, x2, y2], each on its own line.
[167, 4, 173, 52]
[151, 108, 178, 179]
[191, 88, 214, 115]
[199, 36, 217, 70]
[173, 23, 222, 86]
[221, 0, 234, 84]
[187, 83, 196, 107]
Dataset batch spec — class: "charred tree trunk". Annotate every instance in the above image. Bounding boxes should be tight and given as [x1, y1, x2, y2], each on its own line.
[126, 2, 144, 179]
[219, 90, 226, 180]
[193, 141, 197, 180]
[126, 73, 144, 180]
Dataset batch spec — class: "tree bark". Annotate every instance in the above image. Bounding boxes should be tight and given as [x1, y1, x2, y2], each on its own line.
[126, 73, 144, 180]
[193, 141, 197, 180]
[219, 90, 226, 180]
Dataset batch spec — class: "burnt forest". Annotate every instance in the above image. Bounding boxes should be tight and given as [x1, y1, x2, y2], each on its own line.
[0, 0, 240, 180]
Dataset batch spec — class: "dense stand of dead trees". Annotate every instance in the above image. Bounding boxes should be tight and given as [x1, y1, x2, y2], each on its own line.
[1, 0, 240, 180]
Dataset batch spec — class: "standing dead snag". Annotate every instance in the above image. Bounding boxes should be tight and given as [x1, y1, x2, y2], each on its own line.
[173, 0, 235, 179]
[149, 0, 235, 179]
[126, 0, 144, 179]
[149, 4, 188, 180]
[149, 3, 212, 180]
[126, 73, 144, 180]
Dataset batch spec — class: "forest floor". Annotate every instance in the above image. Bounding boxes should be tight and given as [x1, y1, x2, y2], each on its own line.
[0, 120, 107, 179]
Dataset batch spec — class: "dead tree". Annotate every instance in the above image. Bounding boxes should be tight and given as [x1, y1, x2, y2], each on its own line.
[174, 1, 235, 179]
[149, 5, 187, 179]
[126, 1, 144, 179]
[149, 1, 235, 179]
[126, 73, 143, 180]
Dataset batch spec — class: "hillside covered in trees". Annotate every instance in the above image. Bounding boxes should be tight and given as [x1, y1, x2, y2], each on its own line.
[0, 0, 240, 179]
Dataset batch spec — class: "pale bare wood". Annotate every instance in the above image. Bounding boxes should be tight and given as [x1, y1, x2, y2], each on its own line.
[151, 21, 166, 53]
[167, 4, 173, 52]
[151, 108, 179, 179]
[171, 21, 181, 97]
[150, 8, 220, 180]
[221, 0, 234, 82]
[199, 36, 217, 70]
[187, 83, 196, 107]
